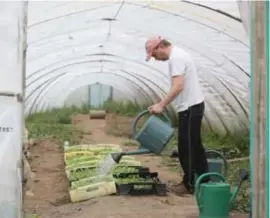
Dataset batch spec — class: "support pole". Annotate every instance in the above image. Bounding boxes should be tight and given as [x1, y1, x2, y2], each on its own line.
[250, 1, 267, 218]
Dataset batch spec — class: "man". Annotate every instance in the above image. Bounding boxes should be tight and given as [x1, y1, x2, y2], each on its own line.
[146, 36, 209, 195]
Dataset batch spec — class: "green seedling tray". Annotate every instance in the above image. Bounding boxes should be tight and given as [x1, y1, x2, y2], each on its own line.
[67, 165, 148, 182]
[114, 172, 167, 196]
[71, 175, 115, 189]
[69, 180, 117, 202]
[65, 144, 121, 152]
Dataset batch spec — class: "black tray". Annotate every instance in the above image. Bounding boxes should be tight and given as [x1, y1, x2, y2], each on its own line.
[114, 172, 167, 196]
[113, 171, 158, 179]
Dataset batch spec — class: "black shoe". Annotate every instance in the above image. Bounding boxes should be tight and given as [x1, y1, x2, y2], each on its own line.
[168, 181, 193, 196]
[170, 149, 179, 158]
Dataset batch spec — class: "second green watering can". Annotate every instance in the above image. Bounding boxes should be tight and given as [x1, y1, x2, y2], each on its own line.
[111, 110, 175, 163]
[195, 169, 249, 218]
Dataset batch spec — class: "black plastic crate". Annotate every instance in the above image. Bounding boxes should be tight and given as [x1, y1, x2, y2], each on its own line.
[114, 171, 158, 179]
[114, 171, 167, 196]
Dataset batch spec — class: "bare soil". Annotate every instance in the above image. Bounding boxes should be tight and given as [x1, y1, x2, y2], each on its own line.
[24, 114, 249, 218]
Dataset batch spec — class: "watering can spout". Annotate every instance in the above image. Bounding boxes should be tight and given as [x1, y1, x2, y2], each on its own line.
[111, 148, 151, 163]
[229, 169, 250, 208]
[111, 152, 125, 163]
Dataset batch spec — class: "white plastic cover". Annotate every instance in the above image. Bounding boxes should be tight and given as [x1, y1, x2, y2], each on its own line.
[0, 2, 25, 218]
[0, 2, 25, 93]
[0, 97, 23, 218]
[0, 2, 251, 217]
[25, 1, 250, 135]
[237, 0, 251, 34]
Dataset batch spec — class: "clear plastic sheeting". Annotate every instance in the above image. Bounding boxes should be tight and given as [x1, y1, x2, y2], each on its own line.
[0, 2, 25, 93]
[0, 2, 25, 218]
[187, 1, 241, 18]
[25, 1, 250, 134]
[237, 0, 251, 34]
[0, 96, 24, 218]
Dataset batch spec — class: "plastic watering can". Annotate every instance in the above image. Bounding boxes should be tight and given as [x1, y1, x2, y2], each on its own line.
[195, 169, 249, 218]
[198, 150, 228, 182]
[111, 110, 175, 163]
[171, 149, 229, 182]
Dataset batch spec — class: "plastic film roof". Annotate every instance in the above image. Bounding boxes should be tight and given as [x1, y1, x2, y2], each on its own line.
[25, 1, 250, 134]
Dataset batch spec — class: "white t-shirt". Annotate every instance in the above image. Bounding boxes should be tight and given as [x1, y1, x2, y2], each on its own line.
[168, 46, 204, 112]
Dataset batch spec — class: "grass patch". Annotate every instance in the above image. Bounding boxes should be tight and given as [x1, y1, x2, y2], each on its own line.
[228, 159, 250, 213]
[26, 123, 82, 145]
[25, 214, 40, 218]
[25, 105, 89, 144]
[102, 99, 150, 117]
[203, 131, 249, 159]
[106, 129, 132, 138]
[164, 131, 249, 160]
[122, 139, 140, 147]
[26, 105, 90, 125]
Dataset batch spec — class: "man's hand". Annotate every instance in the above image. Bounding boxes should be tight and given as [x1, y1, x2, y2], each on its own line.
[148, 103, 165, 114]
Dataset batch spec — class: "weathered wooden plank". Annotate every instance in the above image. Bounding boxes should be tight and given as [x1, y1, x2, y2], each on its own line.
[252, 2, 266, 218]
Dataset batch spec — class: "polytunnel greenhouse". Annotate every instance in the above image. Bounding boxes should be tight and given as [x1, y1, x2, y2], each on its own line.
[0, 1, 258, 218]
[24, 1, 250, 135]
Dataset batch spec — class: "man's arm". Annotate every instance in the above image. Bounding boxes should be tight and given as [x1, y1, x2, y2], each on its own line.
[159, 57, 186, 108]
[159, 75, 184, 107]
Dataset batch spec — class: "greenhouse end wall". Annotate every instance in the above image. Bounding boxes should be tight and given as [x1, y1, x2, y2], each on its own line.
[0, 2, 27, 218]
[0, 1, 254, 218]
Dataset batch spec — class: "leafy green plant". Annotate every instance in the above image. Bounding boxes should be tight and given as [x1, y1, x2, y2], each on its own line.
[26, 214, 40, 218]
[164, 130, 249, 160]
[102, 100, 150, 117]
[115, 176, 154, 184]
[203, 131, 249, 159]
[26, 123, 82, 145]
[25, 105, 93, 144]
[26, 105, 90, 125]
[71, 175, 115, 189]
[228, 159, 250, 213]
[122, 139, 140, 147]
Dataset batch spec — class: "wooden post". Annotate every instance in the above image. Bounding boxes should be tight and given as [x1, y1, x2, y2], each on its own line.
[251, 2, 267, 218]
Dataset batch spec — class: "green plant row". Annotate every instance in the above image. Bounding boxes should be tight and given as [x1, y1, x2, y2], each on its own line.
[228, 159, 250, 213]
[166, 131, 249, 160]
[102, 99, 150, 117]
[25, 100, 150, 125]
[25, 101, 249, 158]
[26, 105, 90, 124]
[26, 122, 81, 144]
[64, 145, 143, 185]
[65, 144, 158, 193]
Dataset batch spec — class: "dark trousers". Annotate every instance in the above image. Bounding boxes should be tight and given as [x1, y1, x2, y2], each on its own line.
[177, 101, 208, 192]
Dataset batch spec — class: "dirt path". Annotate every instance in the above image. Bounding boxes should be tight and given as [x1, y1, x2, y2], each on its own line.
[24, 115, 248, 218]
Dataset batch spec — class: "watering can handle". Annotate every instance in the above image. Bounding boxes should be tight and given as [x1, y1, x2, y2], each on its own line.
[205, 149, 228, 178]
[131, 109, 172, 138]
[195, 172, 226, 209]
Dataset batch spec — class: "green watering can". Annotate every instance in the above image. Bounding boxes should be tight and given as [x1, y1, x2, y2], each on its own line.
[195, 169, 249, 218]
[111, 110, 175, 163]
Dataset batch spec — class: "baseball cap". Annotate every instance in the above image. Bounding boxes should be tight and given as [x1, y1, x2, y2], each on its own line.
[145, 36, 163, 61]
